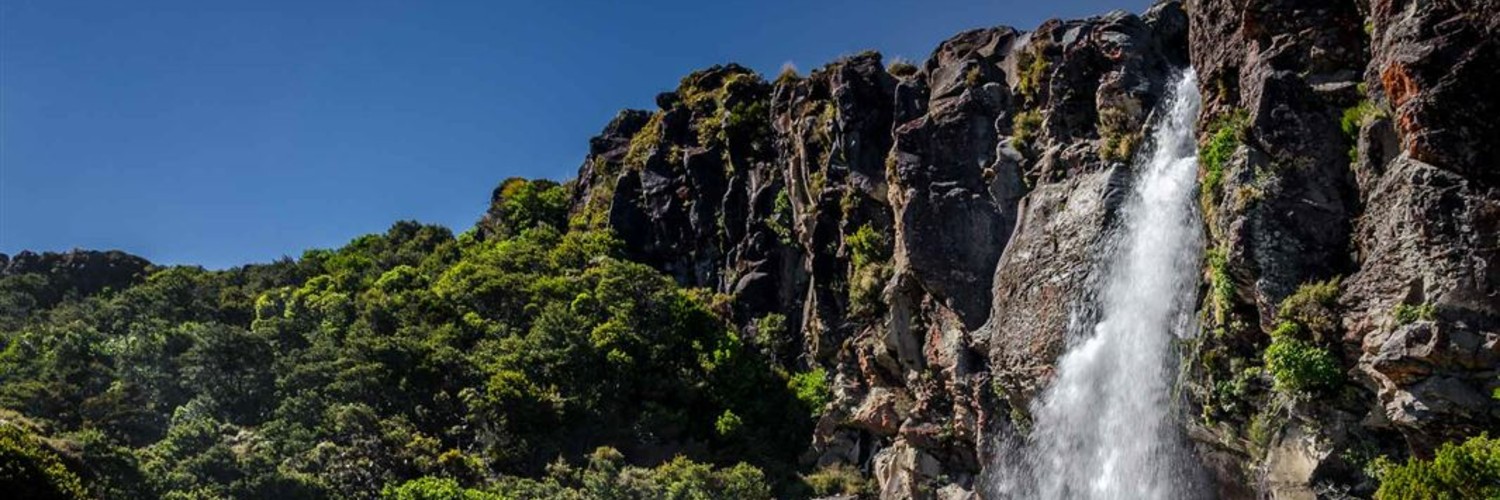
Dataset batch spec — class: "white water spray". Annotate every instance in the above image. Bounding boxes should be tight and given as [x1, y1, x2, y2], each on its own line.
[995, 71, 1204, 499]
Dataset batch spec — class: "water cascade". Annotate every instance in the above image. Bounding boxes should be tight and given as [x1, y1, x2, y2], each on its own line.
[996, 71, 1206, 499]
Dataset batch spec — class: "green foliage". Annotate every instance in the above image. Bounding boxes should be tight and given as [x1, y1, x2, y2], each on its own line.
[715, 410, 744, 436]
[964, 66, 983, 87]
[626, 113, 665, 169]
[1375, 434, 1500, 500]
[483, 447, 772, 499]
[382, 476, 499, 500]
[1205, 248, 1234, 325]
[1394, 303, 1436, 325]
[0, 213, 813, 496]
[846, 224, 890, 271]
[485, 178, 569, 238]
[1342, 100, 1386, 163]
[767, 189, 795, 244]
[1200, 109, 1248, 214]
[1016, 49, 1049, 105]
[849, 262, 892, 319]
[802, 463, 870, 496]
[1012, 110, 1043, 151]
[1100, 130, 1141, 163]
[1276, 278, 1342, 339]
[787, 368, 831, 417]
[1263, 334, 1341, 396]
[0, 424, 87, 500]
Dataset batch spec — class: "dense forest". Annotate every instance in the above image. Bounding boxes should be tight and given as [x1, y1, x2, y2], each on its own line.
[0, 179, 833, 498]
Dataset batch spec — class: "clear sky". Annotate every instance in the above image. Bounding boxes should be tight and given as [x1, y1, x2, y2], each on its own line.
[2, 0, 1144, 269]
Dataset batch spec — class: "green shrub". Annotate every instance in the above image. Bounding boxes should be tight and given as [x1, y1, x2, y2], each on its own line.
[1394, 303, 1436, 325]
[802, 463, 870, 496]
[1017, 50, 1049, 104]
[1101, 130, 1141, 163]
[0, 424, 87, 500]
[715, 410, 744, 436]
[846, 224, 890, 270]
[1200, 109, 1248, 211]
[964, 66, 983, 87]
[382, 476, 497, 500]
[848, 262, 892, 319]
[625, 113, 665, 168]
[1012, 110, 1043, 151]
[1263, 335, 1341, 395]
[1342, 100, 1386, 163]
[788, 368, 831, 416]
[1206, 248, 1234, 325]
[767, 190, 795, 244]
[1277, 278, 1341, 337]
[1375, 434, 1500, 500]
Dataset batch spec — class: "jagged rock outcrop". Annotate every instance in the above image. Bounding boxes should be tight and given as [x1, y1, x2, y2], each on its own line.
[556, 0, 1497, 496]
[1183, 0, 1499, 498]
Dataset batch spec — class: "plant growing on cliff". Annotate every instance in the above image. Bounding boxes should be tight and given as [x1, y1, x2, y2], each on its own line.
[1205, 248, 1234, 326]
[846, 224, 892, 319]
[1393, 302, 1436, 325]
[767, 189, 795, 245]
[1341, 99, 1386, 163]
[846, 224, 890, 270]
[1373, 434, 1500, 499]
[1012, 110, 1043, 152]
[788, 368, 831, 416]
[964, 66, 983, 87]
[1263, 334, 1341, 396]
[1016, 48, 1049, 105]
[1277, 278, 1342, 339]
[625, 112, 664, 169]
[1200, 109, 1248, 216]
[801, 463, 871, 496]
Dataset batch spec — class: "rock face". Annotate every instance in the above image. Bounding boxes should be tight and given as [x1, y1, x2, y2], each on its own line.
[559, 0, 1498, 496]
[1181, 0, 1500, 498]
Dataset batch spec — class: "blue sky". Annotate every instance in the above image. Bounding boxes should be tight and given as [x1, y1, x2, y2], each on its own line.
[1, 0, 1143, 269]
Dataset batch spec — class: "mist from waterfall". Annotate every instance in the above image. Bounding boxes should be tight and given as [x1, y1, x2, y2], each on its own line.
[993, 71, 1205, 499]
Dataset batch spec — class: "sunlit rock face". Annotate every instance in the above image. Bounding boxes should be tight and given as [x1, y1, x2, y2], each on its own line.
[568, 0, 1498, 496]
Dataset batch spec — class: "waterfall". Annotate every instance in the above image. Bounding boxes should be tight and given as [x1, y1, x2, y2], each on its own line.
[994, 71, 1205, 499]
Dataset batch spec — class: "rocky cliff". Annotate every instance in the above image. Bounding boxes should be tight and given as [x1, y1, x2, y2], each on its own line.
[556, 0, 1497, 497]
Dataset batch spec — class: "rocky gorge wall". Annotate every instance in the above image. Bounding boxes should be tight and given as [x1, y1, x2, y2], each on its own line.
[553, 0, 1498, 497]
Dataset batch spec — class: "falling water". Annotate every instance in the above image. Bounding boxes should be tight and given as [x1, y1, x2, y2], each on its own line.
[994, 71, 1205, 499]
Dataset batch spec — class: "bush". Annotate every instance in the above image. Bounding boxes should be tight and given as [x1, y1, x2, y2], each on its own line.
[802, 463, 870, 496]
[1375, 434, 1500, 500]
[1012, 110, 1043, 151]
[1277, 278, 1341, 338]
[1200, 109, 1248, 210]
[1205, 248, 1234, 325]
[1341, 99, 1385, 163]
[1263, 335, 1341, 395]
[848, 262, 892, 319]
[0, 424, 87, 500]
[846, 224, 890, 270]
[1394, 303, 1436, 325]
[767, 190, 795, 244]
[382, 476, 497, 500]
[1016, 50, 1049, 104]
[787, 368, 831, 417]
